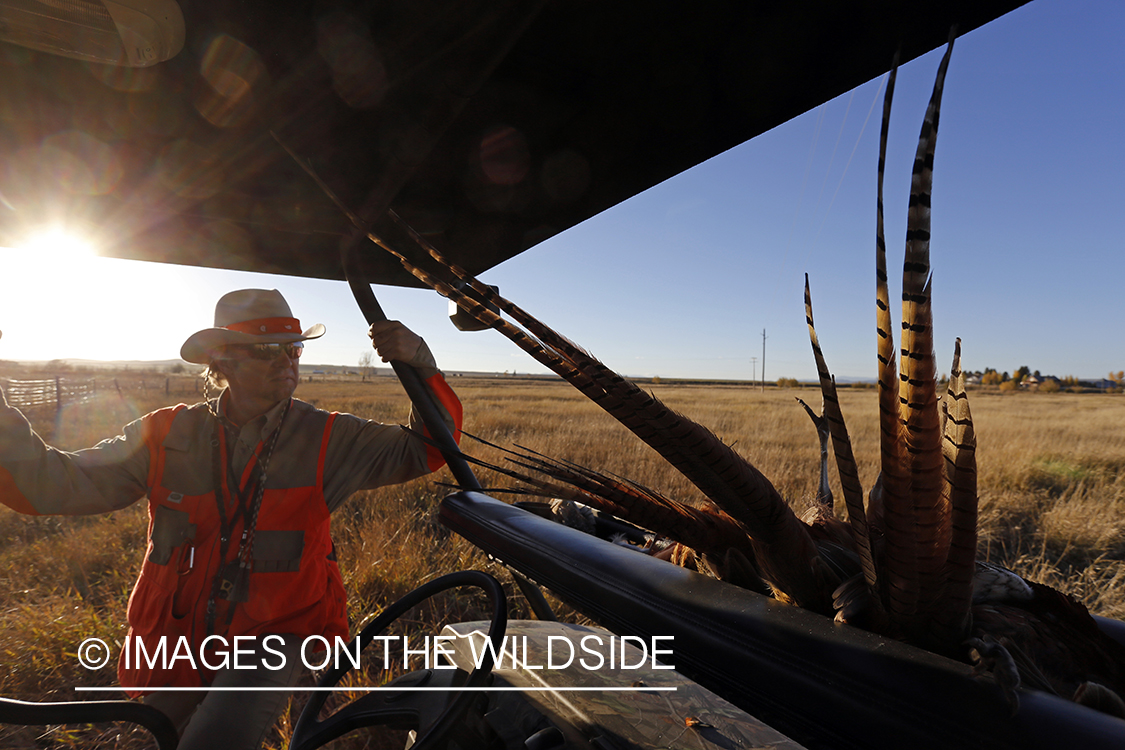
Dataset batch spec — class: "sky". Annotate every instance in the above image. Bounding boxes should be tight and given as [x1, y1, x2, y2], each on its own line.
[0, 0, 1122, 382]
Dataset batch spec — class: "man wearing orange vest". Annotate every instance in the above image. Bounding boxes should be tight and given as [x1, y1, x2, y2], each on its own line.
[0, 289, 463, 749]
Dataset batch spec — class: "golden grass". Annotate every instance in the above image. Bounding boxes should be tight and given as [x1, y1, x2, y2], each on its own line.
[1, 371, 1123, 747]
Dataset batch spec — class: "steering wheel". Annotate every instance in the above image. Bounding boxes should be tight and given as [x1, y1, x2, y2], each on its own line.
[0, 698, 178, 749]
[288, 570, 507, 750]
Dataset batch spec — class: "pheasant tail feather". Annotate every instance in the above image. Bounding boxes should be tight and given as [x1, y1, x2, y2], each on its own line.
[934, 338, 976, 640]
[875, 52, 918, 623]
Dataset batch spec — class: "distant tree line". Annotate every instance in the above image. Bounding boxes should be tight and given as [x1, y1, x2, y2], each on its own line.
[970, 366, 1123, 393]
[767, 368, 1122, 393]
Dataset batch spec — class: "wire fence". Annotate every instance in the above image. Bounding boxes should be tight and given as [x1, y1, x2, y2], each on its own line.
[1, 375, 202, 414]
[1, 377, 96, 410]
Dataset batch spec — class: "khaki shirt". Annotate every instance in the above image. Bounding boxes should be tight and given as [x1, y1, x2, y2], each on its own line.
[0, 344, 458, 516]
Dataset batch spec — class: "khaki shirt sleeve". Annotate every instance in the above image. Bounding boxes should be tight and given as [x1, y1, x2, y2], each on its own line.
[320, 340, 459, 511]
[0, 388, 150, 516]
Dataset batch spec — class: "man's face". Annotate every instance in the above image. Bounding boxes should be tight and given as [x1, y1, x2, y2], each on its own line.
[218, 342, 302, 407]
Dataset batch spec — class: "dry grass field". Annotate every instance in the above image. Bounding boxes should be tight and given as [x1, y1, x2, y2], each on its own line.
[1, 367, 1123, 747]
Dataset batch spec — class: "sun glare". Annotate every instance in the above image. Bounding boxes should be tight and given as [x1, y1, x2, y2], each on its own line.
[19, 227, 97, 261]
[0, 233, 224, 364]
[1, 226, 103, 361]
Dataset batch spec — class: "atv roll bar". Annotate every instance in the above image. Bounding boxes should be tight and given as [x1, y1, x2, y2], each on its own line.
[343, 253, 481, 492]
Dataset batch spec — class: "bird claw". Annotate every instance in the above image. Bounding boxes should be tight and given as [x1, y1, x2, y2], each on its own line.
[967, 636, 1022, 717]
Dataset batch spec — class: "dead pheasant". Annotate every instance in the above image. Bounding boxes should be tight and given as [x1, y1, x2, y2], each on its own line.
[377, 36, 1125, 713]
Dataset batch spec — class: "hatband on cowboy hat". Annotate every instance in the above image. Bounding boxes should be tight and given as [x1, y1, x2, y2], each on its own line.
[180, 289, 325, 364]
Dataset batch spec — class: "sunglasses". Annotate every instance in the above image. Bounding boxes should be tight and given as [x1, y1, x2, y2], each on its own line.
[224, 342, 304, 361]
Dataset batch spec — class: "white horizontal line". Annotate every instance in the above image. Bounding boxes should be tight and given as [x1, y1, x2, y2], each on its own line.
[75, 686, 676, 693]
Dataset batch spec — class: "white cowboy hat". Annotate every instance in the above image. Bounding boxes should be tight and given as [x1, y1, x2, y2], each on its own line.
[180, 289, 325, 364]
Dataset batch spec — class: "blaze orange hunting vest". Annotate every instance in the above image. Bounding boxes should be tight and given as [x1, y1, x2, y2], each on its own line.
[118, 404, 347, 694]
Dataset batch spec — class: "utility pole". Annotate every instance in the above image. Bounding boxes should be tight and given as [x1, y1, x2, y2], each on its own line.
[761, 329, 767, 392]
[750, 356, 757, 384]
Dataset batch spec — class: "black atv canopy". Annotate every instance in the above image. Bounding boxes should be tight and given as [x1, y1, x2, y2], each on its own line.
[1, 0, 1028, 287]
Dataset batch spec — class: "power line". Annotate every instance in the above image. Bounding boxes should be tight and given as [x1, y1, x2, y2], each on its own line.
[761, 329, 767, 392]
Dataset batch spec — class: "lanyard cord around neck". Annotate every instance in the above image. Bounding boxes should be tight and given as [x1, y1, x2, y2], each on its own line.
[205, 398, 291, 635]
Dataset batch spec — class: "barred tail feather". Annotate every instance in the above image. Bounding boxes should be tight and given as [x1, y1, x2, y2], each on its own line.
[875, 52, 918, 624]
[898, 38, 955, 632]
[875, 54, 909, 512]
[935, 338, 976, 642]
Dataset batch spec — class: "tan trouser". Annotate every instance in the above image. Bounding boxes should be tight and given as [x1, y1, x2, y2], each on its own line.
[143, 636, 305, 750]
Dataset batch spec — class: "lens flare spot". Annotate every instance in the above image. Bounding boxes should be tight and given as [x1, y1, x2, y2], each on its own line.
[195, 34, 268, 128]
[41, 131, 123, 195]
[479, 125, 530, 186]
[317, 13, 386, 109]
[1, 146, 43, 209]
